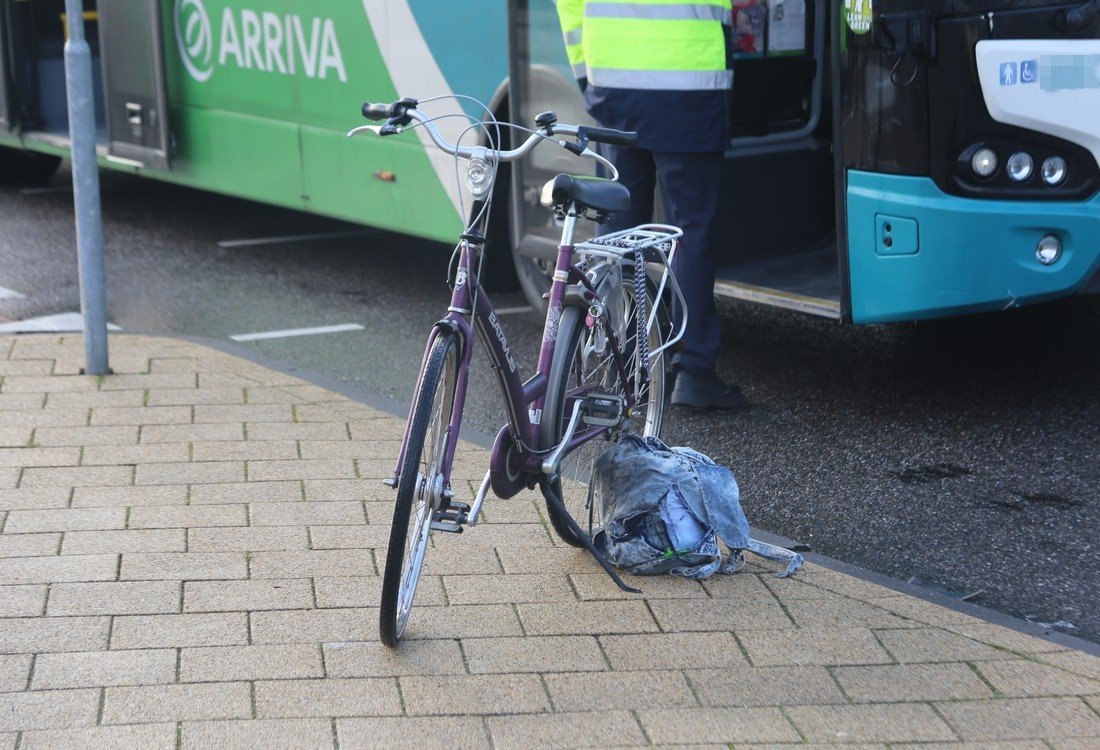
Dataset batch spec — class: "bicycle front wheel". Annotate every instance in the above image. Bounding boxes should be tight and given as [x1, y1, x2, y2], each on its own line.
[540, 273, 668, 546]
[380, 332, 459, 647]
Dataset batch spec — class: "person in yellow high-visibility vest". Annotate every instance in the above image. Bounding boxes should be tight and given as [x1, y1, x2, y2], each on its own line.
[557, 0, 745, 409]
[558, 0, 588, 85]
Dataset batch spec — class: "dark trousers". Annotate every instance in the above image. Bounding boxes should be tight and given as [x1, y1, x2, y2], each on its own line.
[602, 145, 724, 377]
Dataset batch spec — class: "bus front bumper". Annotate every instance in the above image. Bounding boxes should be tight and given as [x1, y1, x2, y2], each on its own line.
[846, 171, 1100, 324]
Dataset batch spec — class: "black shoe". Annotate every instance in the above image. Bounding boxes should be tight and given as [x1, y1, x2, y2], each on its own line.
[670, 370, 748, 409]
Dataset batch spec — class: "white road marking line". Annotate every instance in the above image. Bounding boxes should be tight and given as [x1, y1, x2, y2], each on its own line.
[0, 287, 26, 300]
[0, 312, 121, 333]
[217, 229, 374, 248]
[229, 323, 365, 342]
[493, 306, 535, 315]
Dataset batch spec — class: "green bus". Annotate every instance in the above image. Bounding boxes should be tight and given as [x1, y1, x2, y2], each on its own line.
[2, 0, 1097, 322]
[0, 0, 510, 272]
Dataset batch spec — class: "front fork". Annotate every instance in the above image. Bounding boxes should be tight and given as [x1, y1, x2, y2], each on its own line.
[387, 316, 471, 499]
[388, 239, 480, 497]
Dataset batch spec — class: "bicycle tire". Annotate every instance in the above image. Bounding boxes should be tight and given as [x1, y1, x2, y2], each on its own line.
[539, 270, 669, 546]
[380, 332, 459, 647]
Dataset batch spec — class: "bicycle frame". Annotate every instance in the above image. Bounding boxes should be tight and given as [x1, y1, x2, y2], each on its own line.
[374, 102, 696, 640]
[389, 209, 632, 502]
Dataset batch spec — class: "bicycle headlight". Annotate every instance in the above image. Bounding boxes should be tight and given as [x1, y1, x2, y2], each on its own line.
[465, 157, 494, 199]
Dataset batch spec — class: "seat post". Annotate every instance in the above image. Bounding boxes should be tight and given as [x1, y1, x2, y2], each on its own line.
[558, 204, 580, 248]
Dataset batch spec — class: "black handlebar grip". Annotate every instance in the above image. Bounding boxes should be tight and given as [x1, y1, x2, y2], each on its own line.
[585, 126, 638, 148]
[362, 102, 394, 121]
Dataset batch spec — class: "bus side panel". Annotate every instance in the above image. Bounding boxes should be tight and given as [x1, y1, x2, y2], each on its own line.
[155, 0, 504, 245]
[153, 106, 304, 210]
[299, 126, 463, 239]
[847, 171, 1100, 323]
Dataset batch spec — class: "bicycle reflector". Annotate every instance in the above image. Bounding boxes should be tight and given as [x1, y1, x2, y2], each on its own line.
[465, 157, 493, 199]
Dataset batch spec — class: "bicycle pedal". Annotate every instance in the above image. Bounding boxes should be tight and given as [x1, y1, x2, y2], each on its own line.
[430, 519, 464, 533]
[580, 393, 626, 427]
[430, 504, 469, 533]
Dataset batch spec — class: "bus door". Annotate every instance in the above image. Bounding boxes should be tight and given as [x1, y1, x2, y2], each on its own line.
[507, 0, 844, 320]
[0, 1, 105, 144]
[97, 0, 170, 168]
[0, 0, 168, 165]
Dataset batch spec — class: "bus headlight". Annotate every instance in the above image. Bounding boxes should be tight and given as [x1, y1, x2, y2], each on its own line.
[1036, 235, 1062, 266]
[1006, 152, 1033, 182]
[971, 147, 998, 178]
[465, 157, 494, 199]
[1041, 156, 1067, 186]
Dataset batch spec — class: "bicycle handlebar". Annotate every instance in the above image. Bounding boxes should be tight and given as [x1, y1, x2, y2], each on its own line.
[360, 97, 419, 123]
[361, 102, 395, 121]
[352, 98, 635, 177]
[581, 125, 638, 148]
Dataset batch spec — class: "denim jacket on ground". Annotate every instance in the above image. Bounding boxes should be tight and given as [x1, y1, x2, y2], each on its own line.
[591, 435, 803, 580]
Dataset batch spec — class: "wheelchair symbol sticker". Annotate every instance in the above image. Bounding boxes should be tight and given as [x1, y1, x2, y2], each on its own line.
[999, 62, 1017, 86]
[1020, 60, 1038, 84]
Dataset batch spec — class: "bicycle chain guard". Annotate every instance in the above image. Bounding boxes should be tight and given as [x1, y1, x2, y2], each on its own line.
[489, 425, 527, 500]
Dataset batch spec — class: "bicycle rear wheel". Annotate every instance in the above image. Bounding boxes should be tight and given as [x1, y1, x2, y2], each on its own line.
[380, 332, 459, 647]
[539, 271, 668, 546]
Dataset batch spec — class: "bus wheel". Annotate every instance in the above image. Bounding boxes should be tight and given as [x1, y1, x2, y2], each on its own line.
[512, 244, 553, 313]
[0, 148, 62, 185]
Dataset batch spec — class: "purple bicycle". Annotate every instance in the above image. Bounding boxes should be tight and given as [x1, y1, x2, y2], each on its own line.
[350, 97, 687, 647]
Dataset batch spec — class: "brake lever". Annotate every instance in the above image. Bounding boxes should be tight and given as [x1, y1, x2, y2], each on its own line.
[553, 129, 619, 180]
[564, 126, 591, 155]
[346, 124, 384, 138]
[581, 146, 619, 181]
[345, 123, 403, 138]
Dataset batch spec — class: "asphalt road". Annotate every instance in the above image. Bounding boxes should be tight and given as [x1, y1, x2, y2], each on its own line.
[2, 166, 1097, 642]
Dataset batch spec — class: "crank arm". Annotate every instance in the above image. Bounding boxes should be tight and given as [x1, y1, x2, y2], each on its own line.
[541, 399, 584, 476]
[465, 469, 493, 527]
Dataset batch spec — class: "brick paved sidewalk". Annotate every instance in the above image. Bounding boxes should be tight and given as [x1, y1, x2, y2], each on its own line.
[1, 333, 1098, 749]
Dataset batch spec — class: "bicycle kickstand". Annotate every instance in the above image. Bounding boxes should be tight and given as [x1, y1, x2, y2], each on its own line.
[540, 476, 641, 594]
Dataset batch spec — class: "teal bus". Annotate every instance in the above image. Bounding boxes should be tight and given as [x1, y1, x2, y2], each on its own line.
[1, 0, 1097, 323]
[511, 0, 1100, 322]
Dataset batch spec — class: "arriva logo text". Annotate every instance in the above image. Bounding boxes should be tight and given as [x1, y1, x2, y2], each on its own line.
[175, 0, 347, 84]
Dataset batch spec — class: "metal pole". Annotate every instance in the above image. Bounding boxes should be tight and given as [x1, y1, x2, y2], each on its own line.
[63, 0, 109, 375]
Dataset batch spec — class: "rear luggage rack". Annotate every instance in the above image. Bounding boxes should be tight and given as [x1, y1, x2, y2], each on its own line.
[574, 223, 683, 265]
[574, 224, 689, 363]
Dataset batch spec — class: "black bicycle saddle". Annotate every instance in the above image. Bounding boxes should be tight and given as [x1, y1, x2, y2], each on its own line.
[542, 174, 632, 215]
